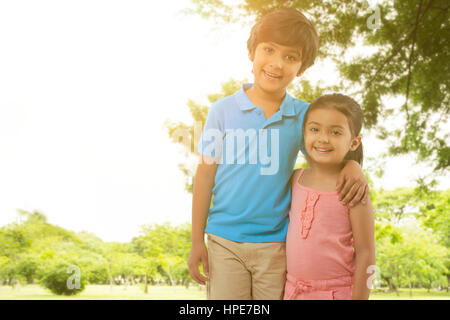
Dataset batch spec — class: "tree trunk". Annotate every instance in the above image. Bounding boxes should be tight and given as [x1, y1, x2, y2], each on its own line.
[144, 274, 148, 294]
[395, 272, 400, 296]
[109, 274, 114, 292]
[382, 275, 394, 292]
[408, 277, 412, 297]
[168, 274, 174, 286]
[447, 274, 449, 292]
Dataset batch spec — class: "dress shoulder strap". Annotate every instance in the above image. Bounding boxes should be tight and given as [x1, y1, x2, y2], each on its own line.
[296, 168, 306, 184]
[292, 168, 306, 189]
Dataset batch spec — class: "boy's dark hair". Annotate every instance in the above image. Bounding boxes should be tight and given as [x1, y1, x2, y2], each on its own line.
[247, 8, 319, 75]
[303, 93, 365, 167]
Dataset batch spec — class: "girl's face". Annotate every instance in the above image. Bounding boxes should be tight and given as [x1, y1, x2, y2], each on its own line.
[303, 107, 361, 166]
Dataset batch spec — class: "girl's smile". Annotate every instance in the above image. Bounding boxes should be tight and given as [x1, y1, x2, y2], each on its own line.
[313, 146, 334, 154]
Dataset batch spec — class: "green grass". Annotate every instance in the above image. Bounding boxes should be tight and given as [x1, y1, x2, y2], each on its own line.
[369, 288, 450, 300]
[0, 285, 448, 300]
[0, 284, 206, 300]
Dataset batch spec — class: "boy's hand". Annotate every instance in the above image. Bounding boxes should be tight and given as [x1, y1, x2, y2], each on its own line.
[188, 241, 209, 285]
[336, 160, 369, 207]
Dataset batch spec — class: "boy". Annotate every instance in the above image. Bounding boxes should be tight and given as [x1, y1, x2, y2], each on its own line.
[188, 8, 368, 300]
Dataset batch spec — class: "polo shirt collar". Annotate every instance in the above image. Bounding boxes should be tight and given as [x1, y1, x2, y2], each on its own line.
[235, 83, 257, 111]
[235, 83, 297, 116]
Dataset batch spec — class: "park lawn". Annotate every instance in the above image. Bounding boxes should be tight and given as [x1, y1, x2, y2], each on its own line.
[0, 284, 206, 300]
[0, 285, 448, 300]
[369, 288, 450, 300]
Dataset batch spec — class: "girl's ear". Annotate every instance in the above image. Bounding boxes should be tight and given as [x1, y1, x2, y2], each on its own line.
[350, 136, 362, 151]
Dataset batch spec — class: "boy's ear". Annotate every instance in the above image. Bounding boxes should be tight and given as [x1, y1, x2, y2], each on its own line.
[248, 51, 254, 62]
[350, 136, 362, 151]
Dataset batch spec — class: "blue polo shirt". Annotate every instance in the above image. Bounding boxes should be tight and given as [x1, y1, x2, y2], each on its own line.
[198, 83, 309, 242]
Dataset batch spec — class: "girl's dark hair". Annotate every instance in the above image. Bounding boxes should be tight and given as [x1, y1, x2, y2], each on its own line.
[247, 8, 319, 75]
[303, 93, 365, 167]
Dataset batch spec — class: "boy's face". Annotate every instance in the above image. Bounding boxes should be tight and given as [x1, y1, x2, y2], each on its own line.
[249, 41, 303, 94]
[303, 107, 361, 166]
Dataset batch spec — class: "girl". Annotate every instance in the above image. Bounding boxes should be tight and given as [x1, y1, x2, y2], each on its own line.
[284, 93, 376, 300]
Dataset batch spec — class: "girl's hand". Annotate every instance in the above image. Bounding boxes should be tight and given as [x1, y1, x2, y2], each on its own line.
[336, 160, 369, 207]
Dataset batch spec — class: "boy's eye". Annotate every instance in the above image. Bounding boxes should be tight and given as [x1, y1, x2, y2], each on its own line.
[264, 47, 273, 53]
[286, 55, 297, 61]
[332, 130, 342, 135]
[310, 127, 319, 132]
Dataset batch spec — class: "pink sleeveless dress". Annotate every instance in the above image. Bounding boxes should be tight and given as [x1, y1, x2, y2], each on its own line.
[284, 169, 355, 300]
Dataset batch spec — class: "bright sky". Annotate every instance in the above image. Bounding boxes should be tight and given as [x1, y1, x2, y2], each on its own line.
[0, 1, 448, 242]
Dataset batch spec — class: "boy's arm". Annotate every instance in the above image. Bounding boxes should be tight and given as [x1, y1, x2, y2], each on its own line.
[188, 155, 218, 285]
[337, 160, 369, 207]
[349, 199, 376, 300]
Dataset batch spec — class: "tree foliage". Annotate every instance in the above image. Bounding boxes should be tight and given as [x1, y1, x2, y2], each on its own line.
[165, 79, 245, 193]
[372, 187, 449, 293]
[181, 0, 449, 174]
[1, 196, 448, 293]
[38, 259, 87, 296]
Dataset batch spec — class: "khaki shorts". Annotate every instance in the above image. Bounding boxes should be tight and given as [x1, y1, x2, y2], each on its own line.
[206, 233, 286, 300]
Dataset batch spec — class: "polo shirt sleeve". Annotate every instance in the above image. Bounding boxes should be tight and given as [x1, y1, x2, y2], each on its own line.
[197, 102, 224, 159]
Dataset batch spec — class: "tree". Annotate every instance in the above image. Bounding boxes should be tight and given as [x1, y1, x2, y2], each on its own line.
[159, 255, 184, 287]
[373, 188, 449, 293]
[0, 210, 116, 290]
[0, 223, 32, 286]
[416, 189, 450, 247]
[372, 188, 420, 224]
[375, 220, 448, 294]
[166, 79, 245, 193]
[133, 256, 159, 293]
[131, 223, 193, 289]
[38, 258, 87, 296]
[416, 189, 450, 291]
[176, 0, 449, 184]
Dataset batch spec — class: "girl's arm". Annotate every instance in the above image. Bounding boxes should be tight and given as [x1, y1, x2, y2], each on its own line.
[349, 198, 376, 300]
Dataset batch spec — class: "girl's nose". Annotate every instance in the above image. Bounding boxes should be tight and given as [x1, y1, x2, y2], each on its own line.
[318, 133, 329, 143]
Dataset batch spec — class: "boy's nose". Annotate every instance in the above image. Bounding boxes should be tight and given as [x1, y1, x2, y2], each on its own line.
[269, 55, 283, 70]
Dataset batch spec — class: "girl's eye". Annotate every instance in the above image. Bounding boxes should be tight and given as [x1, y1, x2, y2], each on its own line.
[332, 130, 342, 135]
[310, 127, 319, 132]
[264, 47, 273, 53]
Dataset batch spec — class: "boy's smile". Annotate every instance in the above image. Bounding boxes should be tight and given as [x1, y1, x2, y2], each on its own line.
[250, 41, 303, 96]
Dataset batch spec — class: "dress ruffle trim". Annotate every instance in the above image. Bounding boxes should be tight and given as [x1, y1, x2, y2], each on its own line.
[301, 191, 319, 239]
